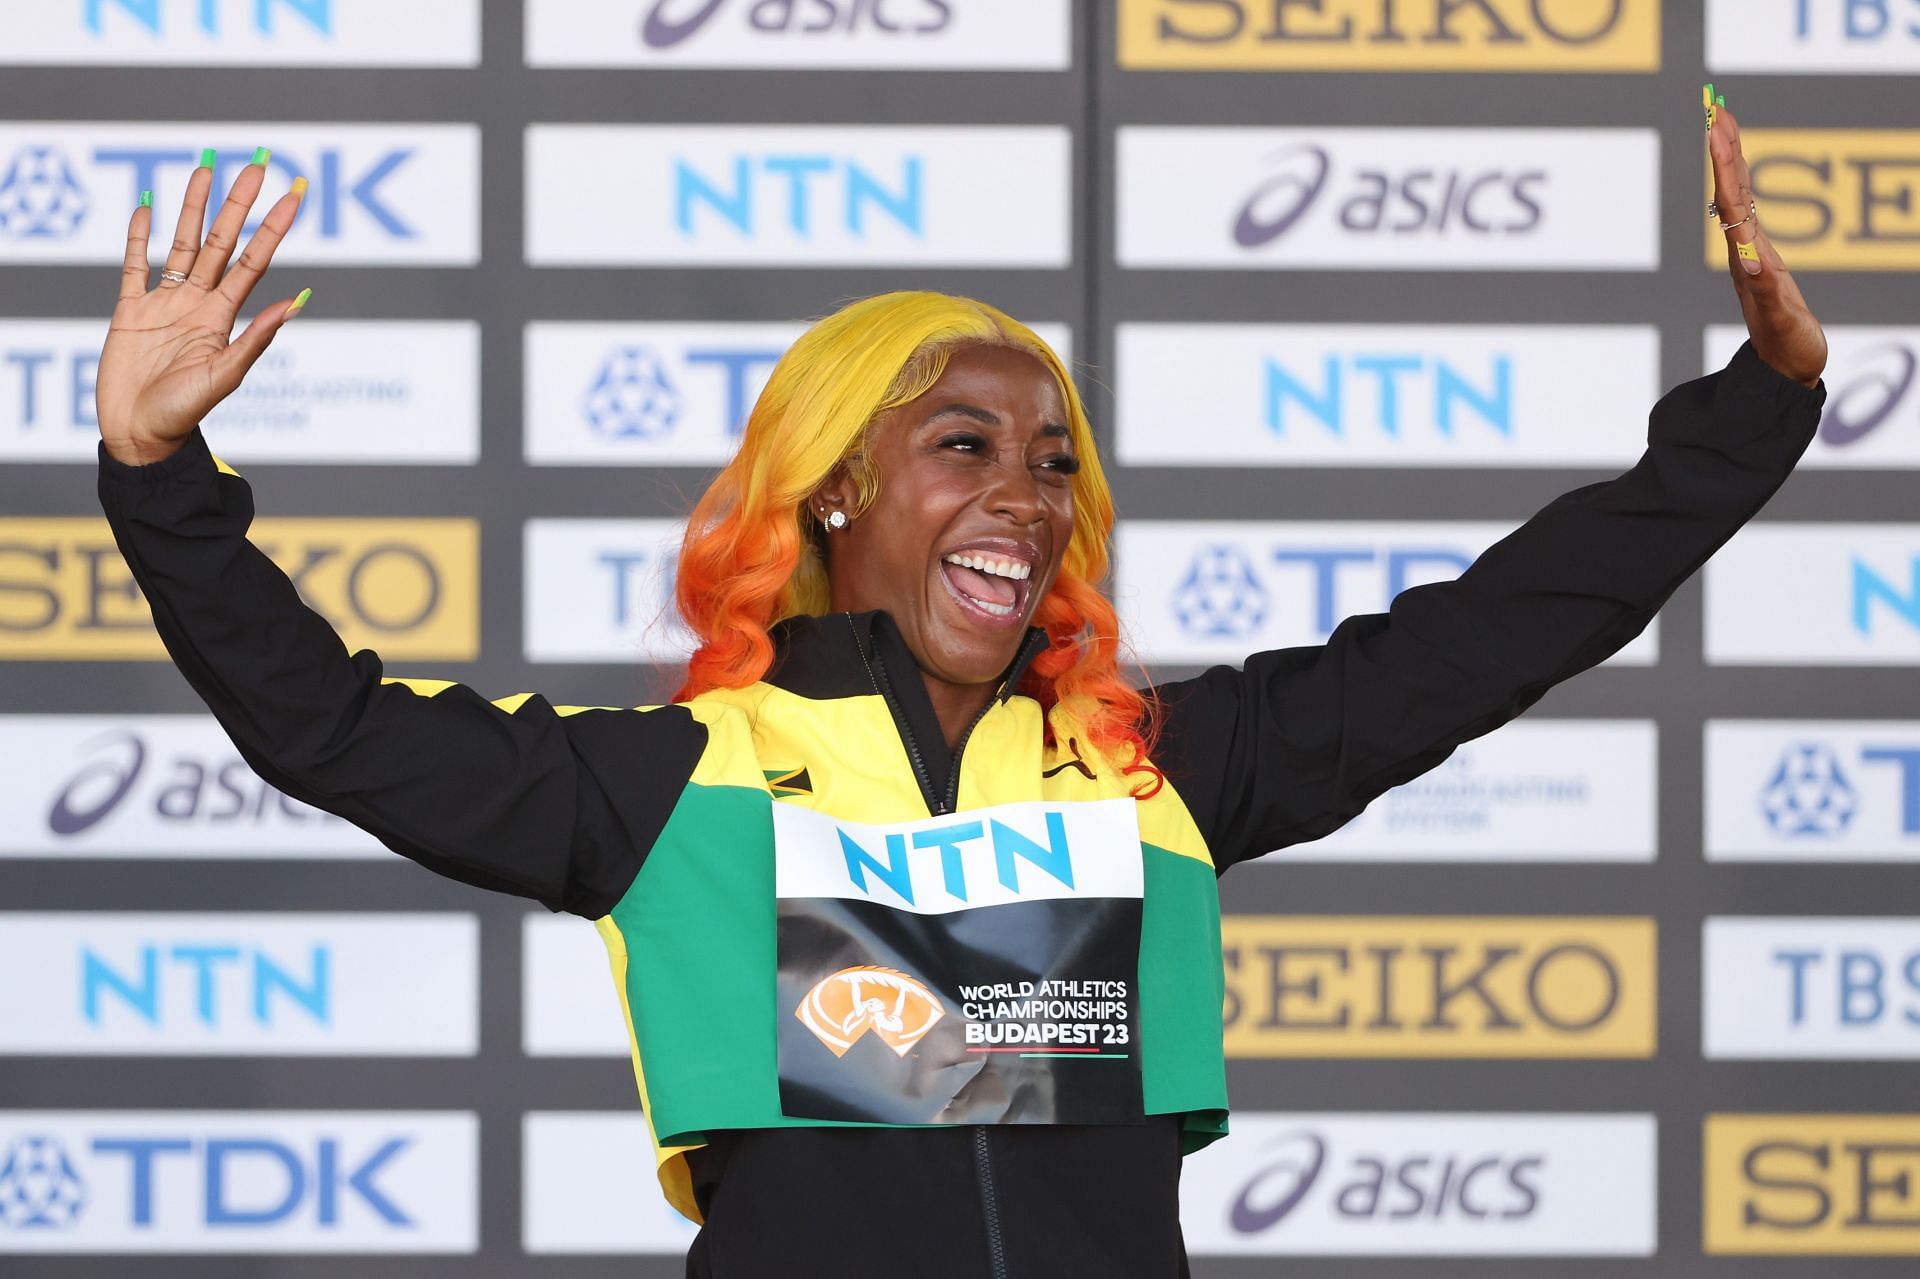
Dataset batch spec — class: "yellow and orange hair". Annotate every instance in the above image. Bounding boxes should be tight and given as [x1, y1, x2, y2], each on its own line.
[673, 291, 1158, 778]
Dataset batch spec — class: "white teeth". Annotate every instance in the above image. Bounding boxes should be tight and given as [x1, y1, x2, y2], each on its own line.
[942, 552, 1032, 581]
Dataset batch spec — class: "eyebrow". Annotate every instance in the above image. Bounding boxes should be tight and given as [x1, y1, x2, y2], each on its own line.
[924, 404, 1074, 441]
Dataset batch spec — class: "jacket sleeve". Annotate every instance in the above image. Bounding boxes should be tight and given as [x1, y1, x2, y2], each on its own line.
[98, 428, 707, 917]
[1152, 340, 1825, 873]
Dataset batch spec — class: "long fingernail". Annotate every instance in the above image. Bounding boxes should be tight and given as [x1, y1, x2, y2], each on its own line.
[251, 146, 271, 167]
[291, 176, 309, 199]
[1703, 83, 1717, 132]
[287, 287, 312, 317]
[1737, 240, 1761, 274]
[198, 147, 216, 169]
[138, 189, 152, 208]
[1717, 93, 1728, 108]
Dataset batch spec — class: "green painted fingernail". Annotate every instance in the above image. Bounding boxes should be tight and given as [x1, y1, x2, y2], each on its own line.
[198, 147, 216, 169]
[138, 190, 152, 208]
[251, 146, 270, 166]
[288, 287, 312, 316]
[1717, 93, 1727, 108]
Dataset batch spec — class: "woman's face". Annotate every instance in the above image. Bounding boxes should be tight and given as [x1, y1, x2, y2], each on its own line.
[820, 344, 1078, 699]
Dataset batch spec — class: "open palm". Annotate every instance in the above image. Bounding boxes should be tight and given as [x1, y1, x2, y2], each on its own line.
[97, 155, 307, 465]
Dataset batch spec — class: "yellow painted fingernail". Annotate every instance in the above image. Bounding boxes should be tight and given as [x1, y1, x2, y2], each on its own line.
[291, 176, 309, 199]
[1737, 240, 1759, 262]
[287, 287, 312, 316]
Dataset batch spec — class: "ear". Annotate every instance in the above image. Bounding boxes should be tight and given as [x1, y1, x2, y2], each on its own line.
[809, 463, 856, 529]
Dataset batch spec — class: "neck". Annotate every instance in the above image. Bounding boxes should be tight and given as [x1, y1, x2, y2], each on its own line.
[922, 674, 998, 754]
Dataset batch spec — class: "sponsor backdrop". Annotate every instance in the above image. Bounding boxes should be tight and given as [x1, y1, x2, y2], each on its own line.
[0, 1, 1915, 1274]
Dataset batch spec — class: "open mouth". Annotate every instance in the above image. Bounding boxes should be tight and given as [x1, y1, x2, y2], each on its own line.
[938, 547, 1035, 625]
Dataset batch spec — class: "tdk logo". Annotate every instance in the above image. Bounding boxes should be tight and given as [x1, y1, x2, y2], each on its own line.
[1266, 352, 1512, 437]
[0, 142, 413, 242]
[582, 343, 780, 441]
[85, 0, 333, 37]
[0, 1136, 86, 1229]
[1172, 542, 1474, 641]
[82, 943, 331, 1029]
[838, 812, 1074, 906]
[1854, 556, 1920, 635]
[1235, 143, 1544, 246]
[595, 545, 678, 629]
[104, 1135, 403, 1227]
[1761, 742, 1920, 838]
[675, 153, 922, 238]
[0, 147, 88, 239]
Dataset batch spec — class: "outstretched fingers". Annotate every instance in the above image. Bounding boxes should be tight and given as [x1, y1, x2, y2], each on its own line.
[1708, 102, 1763, 278]
[161, 162, 214, 283]
[188, 153, 269, 290]
[208, 290, 307, 400]
[218, 180, 306, 310]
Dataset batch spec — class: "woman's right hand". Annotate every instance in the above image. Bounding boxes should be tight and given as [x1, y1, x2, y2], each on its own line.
[96, 152, 308, 465]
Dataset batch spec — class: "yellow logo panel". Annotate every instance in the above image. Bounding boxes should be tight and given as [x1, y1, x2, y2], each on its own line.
[1706, 1115, 1920, 1255]
[1221, 915, 1655, 1058]
[1118, 0, 1660, 71]
[1710, 130, 1920, 271]
[0, 518, 478, 661]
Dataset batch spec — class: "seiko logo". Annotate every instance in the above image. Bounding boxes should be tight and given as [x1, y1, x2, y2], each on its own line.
[1234, 143, 1545, 247]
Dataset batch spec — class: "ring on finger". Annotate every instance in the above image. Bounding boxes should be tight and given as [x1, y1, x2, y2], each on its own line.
[158, 269, 190, 285]
[1710, 200, 1757, 232]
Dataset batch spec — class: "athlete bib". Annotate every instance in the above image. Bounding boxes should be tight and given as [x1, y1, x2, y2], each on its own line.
[772, 798, 1146, 1126]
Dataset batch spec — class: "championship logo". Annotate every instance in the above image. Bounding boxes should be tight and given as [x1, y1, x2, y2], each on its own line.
[795, 966, 945, 1058]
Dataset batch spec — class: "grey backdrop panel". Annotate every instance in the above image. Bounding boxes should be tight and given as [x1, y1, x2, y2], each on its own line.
[1, 1, 1916, 1274]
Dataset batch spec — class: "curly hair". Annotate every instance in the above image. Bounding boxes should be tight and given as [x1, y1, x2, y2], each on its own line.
[672, 291, 1158, 782]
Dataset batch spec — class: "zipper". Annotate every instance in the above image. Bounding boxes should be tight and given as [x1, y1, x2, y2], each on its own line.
[973, 1128, 1010, 1279]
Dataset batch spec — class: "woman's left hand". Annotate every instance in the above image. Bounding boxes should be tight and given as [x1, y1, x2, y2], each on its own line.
[1709, 91, 1828, 388]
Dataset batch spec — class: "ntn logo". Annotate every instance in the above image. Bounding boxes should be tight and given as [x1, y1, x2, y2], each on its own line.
[1265, 353, 1512, 435]
[839, 812, 1073, 905]
[674, 154, 921, 236]
[83, 943, 330, 1027]
[1854, 556, 1920, 635]
[86, 0, 333, 36]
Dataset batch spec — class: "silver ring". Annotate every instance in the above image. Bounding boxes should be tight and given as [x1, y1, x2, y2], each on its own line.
[1712, 201, 1757, 232]
[158, 269, 189, 285]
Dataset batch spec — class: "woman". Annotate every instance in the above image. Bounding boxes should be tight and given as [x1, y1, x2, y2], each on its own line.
[95, 99, 1825, 1277]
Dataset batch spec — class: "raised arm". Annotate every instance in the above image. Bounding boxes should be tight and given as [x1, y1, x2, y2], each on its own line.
[96, 153, 704, 917]
[1153, 92, 1828, 871]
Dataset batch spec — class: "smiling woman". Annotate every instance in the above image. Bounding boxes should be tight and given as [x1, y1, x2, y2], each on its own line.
[92, 99, 1829, 1278]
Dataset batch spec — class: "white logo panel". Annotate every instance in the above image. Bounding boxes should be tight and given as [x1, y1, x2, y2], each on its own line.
[1706, 721, 1920, 861]
[774, 799, 1143, 915]
[0, 715, 382, 859]
[1178, 1113, 1656, 1256]
[1281, 720, 1657, 862]
[523, 1113, 696, 1252]
[0, 1112, 476, 1252]
[0, 0, 479, 65]
[1117, 128, 1658, 270]
[0, 914, 476, 1055]
[1117, 324, 1657, 466]
[1706, 525, 1920, 664]
[1116, 521, 1658, 667]
[0, 125, 479, 265]
[522, 519, 692, 664]
[525, 0, 1070, 68]
[1708, 0, 1920, 73]
[525, 322, 1070, 465]
[1707, 325, 1920, 468]
[1705, 918, 1920, 1058]
[526, 126, 1071, 266]
[0, 320, 477, 464]
[523, 915, 629, 1058]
